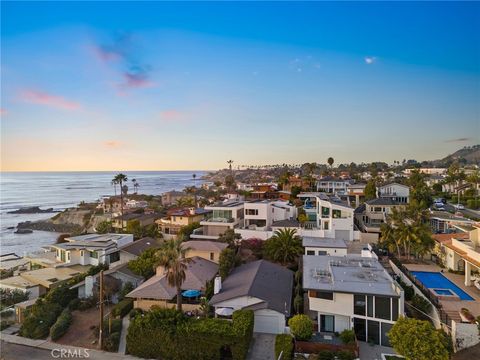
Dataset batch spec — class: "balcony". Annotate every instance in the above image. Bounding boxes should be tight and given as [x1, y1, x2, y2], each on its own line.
[203, 217, 235, 223]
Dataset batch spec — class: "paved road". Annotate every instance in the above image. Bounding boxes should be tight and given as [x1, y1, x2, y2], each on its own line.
[442, 203, 479, 221]
[247, 333, 275, 360]
[1, 341, 56, 360]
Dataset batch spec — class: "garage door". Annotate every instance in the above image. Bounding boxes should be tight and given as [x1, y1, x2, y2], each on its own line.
[254, 313, 281, 334]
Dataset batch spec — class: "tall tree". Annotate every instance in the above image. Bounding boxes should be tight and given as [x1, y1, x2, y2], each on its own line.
[156, 238, 192, 311]
[327, 157, 334, 168]
[364, 179, 377, 201]
[264, 228, 303, 266]
[112, 174, 128, 228]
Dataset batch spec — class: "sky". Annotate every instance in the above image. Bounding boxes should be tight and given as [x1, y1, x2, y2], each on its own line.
[1, 1, 479, 171]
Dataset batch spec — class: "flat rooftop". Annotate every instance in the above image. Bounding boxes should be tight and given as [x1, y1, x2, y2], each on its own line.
[302, 237, 347, 249]
[206, 201, 244, 208]
[66, 233, 132, 243]
[303, 255, 399, 297]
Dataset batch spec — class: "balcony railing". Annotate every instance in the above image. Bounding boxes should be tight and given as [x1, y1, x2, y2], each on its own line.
[204, 217, 235, 223]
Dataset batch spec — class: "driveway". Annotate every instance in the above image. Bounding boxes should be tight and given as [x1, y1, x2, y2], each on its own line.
[247, 333, 276, 360]
[359, 342, 398, 360]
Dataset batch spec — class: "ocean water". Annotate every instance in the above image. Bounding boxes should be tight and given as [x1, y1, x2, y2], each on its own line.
[0, 171, 206, 256]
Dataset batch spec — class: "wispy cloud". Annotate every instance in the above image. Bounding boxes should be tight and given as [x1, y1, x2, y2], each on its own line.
[445, 137, 471, 143]
[289, 56, 321, 73]
[93, 32, 154, 91]
[364, 56, 377, 65]
[160, 109, 185, 123]
[20, 90, 80, 110]
[103, 140, 125, 148]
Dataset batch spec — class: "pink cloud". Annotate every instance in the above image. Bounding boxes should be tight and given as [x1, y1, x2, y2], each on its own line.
[20, 90, 80, 110]
[160, 110, 185, 123]
[103, 140, 124, 148]
[120, 72, 155, 89]
[0, 108, 6, 116]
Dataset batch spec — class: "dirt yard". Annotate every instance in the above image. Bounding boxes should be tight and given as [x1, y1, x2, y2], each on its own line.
[55, 305, 114, 349]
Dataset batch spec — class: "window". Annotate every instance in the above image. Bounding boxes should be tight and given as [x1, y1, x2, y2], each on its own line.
[323, 221, 329, 230]
[332, 209, 342, 218]
[321, 207, 330, 218]
[80, 250, 84, 256]
[320, 315, 335, 332]
[367, 295, 374, 317]
[60, 250, 65, 262]
[309, 291, 333, 300]
[375, 296, 391, 320]
[367, 320, 380, 345]
[67, 252, 70, 261]
[210, 252, 214, 261]
[392, 297, 399, 320]
[381, 322, 393, 347]
[306, 250, 315, 255]
[246, 209, 258, 216]
[353, 318, 366, 342]
[374, 207, 382, 212]
[109, 252, 120, 263]
[318, 250, 327, 255]
[90, 251, 98, 259]
[354, 294, 366, 315]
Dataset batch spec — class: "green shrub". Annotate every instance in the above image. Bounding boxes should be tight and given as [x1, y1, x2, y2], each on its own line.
[0, 320, 11, 331]
[336, 350, 355, 360]
[68, 298, 80, 311]
[78, 297, 96, 311]
[288, 314, 313, 341]
[104, 331, 121, 352]
[50, 308, 72, 341]
[118, 282, 134, 301]
[339, 329, 356, 344]
[412, 294, 432, 314]
[20, 301, 63, 339]
[112, 298, 133, 318]
[129, 308, 144, 319]
[317, 350, 335, 360]
[126, 308, 254, 360]
[275, 334, 293, 360]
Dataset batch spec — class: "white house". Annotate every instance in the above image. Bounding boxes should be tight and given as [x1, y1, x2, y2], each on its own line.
[376, 183, 409, 204]
[235, 200, 297, 240]
[298, 193, 355, 241]
[316, 178, 352, 195]
[209, 260, 293, 334]
[191, 201, 245, 240]
[303, 237, 348, 256]
[51, 233, 134, 267]
[303, 254, 404, 347]
[355, 198, 407, 234]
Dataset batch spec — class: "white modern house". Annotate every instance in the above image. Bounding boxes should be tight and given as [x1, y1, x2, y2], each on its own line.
[376, 183, 410, 204]
[209, 260, 293, 334]
[303, 254, 404, 347]
[235, 200, 297, 240]
[191, 201, 245, 240]
[316, 178, 352, 195]
[51, 233, 134, 266]
[298, 193, 355, 241]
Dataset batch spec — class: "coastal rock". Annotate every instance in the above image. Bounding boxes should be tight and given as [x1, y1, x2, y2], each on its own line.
[7, 206, 59, 214]
[14, 229, 33, 234]
[16, 220, 82, 233]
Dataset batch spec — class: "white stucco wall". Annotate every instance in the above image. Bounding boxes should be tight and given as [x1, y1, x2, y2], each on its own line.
[452, 321, 480, 351]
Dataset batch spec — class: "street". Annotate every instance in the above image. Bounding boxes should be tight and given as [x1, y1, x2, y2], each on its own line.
[445, 202, 480, 220]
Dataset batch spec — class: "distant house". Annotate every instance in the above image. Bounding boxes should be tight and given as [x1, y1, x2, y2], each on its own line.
[209, 260, 293, 334]
[429, 211, 475, 234]
[376, 183, 409, 204]
[355, 198, 407, 234]
[99, 196, 126, 214]
[0, 253, 29, 272]
[190, 201, 245, 240]
[51, 233, 134, 266]
[161, 190, 186, 206]
[112, 213, 159, 230]
[156, 208, 211, 239]
[182, 240, 228, 263]
[125, 199, 149, 209]
[70, 263, 144, 300]
[126, 256, 218, 311]
[118, 236, 164, 264]
[316, 177, 353, 195]
[282, 176, 311, 192]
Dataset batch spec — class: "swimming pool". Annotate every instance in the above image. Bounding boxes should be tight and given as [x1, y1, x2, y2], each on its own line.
[410, 271, 474, 301]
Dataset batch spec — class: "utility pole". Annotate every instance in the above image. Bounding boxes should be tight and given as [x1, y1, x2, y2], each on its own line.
[99, 270, 104, 350]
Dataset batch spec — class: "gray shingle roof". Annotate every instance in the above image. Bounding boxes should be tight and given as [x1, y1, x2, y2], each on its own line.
[182, 241, 228, 252]
[209, 260, 294, 315]
[119, 237, 163, 256]
[302, 237, 347, 249]
[365, 198, 401, 206]
[126, 256, 218, 300]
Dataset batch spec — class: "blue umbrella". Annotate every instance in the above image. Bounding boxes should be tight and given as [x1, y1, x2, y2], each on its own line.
[182, 289, 201, 298]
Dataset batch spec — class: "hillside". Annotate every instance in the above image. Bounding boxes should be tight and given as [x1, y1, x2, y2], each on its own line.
[434, 145, 480, 166]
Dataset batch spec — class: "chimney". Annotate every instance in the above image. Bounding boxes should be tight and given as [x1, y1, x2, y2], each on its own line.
[189, 207, 196, 216]
[214, 276, 222, 295]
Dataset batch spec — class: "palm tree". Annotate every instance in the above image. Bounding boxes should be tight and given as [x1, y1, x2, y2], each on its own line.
[264, 228, 303, 266]
[156, 238, 192, 311]
[131, 178, 139, 194]
[111, 179, 119, 196]
[192, 174, 197, 207]
[112, 173, 128, 229]
[327, 157, 334, 168]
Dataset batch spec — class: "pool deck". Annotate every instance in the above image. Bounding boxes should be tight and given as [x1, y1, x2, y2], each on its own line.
[404, 263, 480, 319]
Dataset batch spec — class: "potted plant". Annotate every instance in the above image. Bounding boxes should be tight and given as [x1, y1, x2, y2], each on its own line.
[459, 308, 475, 323]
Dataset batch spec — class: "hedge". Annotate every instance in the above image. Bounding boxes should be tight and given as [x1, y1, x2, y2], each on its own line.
[288, 314, 313, 341]
[50, 308, 72, 341]
[20, 300, 63, 339]
[275, 334, 293, 360]
[101, 318, 122, 352]
[126, 308, 254, 360]
[112, 298, 133, 318]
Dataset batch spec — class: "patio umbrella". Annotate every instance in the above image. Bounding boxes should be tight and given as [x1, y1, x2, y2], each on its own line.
[182, 289, 201, 298]
[215, 307, 234, 317]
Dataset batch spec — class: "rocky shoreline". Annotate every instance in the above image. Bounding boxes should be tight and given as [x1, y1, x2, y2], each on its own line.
[7, 206, 60, 214]
[16, 220, 82, 233]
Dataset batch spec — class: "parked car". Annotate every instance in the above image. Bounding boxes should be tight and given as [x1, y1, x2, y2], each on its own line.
[454, 204, 465, 210]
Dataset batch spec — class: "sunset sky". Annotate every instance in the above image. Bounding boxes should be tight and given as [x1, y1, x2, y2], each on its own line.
[1, 1, 479, 171]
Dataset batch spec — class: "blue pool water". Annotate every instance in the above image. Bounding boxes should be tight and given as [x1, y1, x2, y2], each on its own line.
[411, 271, 474, 301]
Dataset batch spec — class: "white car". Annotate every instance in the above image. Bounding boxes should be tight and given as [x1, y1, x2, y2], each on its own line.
[454, 204, 465, 210]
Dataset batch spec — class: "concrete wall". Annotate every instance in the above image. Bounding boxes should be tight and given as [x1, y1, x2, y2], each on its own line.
[304, 247, 347, 256]
[452, 321, 480, 351]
